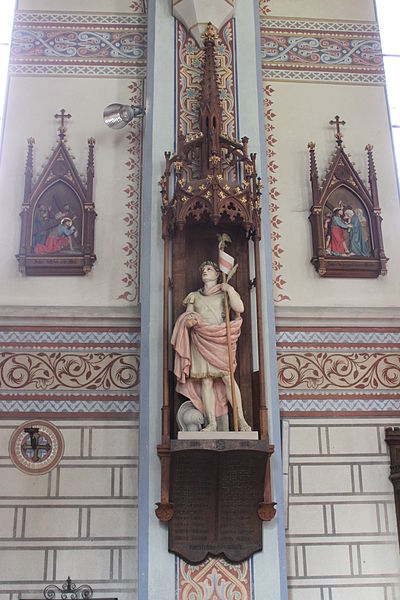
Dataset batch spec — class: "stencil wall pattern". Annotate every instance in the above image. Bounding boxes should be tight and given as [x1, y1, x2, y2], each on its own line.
[10, 12, 147, 77]
[177, 20, 236, 141]
[177, 557, 253, 599]
[260, 18, 384, 84]
[277, 327, 400, 414]
[0, 327, 139, 414]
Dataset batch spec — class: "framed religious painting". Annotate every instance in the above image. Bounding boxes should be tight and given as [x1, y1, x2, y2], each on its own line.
[308, 116, 387, 278]
[16, 110, 96, 276]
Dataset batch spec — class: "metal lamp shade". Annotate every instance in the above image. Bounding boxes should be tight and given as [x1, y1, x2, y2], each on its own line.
[103, 103, 144, 129]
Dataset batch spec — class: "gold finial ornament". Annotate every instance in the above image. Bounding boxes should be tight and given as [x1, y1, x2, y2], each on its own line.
[202, 22, 218, 42]
[209, 153, 221, 166]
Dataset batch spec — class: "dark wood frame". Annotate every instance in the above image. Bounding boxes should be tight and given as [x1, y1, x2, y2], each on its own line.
[308, 117, 388, 278]
[17, 111, 96, 276]
[385, 427, 400, 548]
[155, 24, 275, 563]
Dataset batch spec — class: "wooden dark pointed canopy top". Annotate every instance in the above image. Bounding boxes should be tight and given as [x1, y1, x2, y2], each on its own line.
[160, 22, 263, 239]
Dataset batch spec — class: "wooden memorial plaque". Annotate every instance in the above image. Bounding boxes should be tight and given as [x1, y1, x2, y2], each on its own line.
[168, 439, 269, 563]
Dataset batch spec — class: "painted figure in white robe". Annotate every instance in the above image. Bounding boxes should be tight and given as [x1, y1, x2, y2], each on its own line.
[171, 261, 251, 432]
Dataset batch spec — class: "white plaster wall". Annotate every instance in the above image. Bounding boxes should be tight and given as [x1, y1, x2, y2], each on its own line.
[270, 81, 400, 307]
[0, 75, 139, 307]
[266, 0, 376, 21]
[285, 417, 400, 600]
[0, 418, 139, 600]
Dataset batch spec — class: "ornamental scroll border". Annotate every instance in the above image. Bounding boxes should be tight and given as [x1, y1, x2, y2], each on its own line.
[0, 351, 139, 392]
[277, 352, 400, 390]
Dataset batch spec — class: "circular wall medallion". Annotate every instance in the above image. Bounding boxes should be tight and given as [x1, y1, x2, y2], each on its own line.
[9, 420, 64, 475]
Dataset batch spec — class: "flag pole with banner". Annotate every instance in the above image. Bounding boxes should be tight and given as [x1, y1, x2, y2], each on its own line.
[218, 234, 239, 432]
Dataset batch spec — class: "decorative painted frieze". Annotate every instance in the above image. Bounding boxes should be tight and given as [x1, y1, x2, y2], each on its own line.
[11, 28, 146, 60]
[278, 352, 400, 390]
[0, 351, 138, 391]
[260, 18, 384, 84]
[10, 13, 147, 76]
[0, 327, 140, 414]
[277, 327, 400, 414]
[178, 556, 252, 599]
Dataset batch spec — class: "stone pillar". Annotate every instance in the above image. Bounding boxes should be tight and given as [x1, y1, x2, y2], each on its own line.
[139, 1, 288, 597]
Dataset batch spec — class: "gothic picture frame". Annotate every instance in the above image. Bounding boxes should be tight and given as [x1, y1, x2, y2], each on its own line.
[17, 110, 96, 276]
[308, 116, 388, 278]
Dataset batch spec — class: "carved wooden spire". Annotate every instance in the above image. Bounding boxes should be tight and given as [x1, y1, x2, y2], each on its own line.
[199, 23, 223, 176]
[161, 22, 262, 238]
[24, 137, 35, 204]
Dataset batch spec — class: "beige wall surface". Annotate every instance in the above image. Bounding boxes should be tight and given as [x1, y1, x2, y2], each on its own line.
[266, 81, 400, 307]
[285, 417, 400, 600]
[261, 0, 400, 307]
[0, 1, 146, 307]
[1, 419, 139, 600]
[264, 0, 376, 21]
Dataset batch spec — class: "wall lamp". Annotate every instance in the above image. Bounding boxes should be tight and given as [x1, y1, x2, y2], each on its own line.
[103, 103, 145, 130]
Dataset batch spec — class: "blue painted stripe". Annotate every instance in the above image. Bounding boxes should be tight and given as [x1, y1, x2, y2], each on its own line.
[253, 0, 289, 598]
[137, 0, 155, 597]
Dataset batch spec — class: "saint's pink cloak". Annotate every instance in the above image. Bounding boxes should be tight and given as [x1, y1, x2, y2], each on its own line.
[171, 310, 242, 417]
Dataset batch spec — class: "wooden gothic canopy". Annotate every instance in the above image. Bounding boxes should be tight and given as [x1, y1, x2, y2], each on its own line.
[159, 23, 263, 240]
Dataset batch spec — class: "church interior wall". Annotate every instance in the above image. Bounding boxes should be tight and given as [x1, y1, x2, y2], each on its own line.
[0, 0, 145, 597]
[285, 416, 400, 599]
[0, 418, 139, 599]
[0, 1, 145, 307]
[267, 81, 399, 307]
[263, 1, 400, 598]
[0, 0, 398, 599]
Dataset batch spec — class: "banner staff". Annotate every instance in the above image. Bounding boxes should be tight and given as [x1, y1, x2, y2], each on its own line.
[218, 233, 239, 432]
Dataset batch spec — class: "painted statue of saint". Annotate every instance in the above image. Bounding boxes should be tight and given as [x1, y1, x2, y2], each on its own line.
[171, 260, 251, 432]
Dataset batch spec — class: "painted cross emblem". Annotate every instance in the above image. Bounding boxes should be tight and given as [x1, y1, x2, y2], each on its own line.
[22, 427, 51, 463]
[9, 421, 64, 475]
